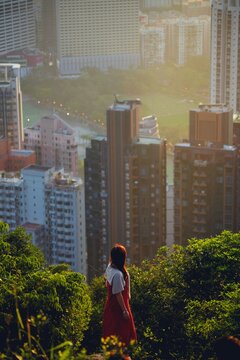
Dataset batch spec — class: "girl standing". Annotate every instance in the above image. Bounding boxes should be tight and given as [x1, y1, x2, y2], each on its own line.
[103, 244, 137, 345]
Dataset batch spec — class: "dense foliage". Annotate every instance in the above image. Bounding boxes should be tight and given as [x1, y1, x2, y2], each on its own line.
[0, 222, 91, 357]
[129, 231, 240, 359]
[1, 222, 240, 359]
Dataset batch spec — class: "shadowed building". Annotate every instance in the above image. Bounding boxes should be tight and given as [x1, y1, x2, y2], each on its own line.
[174, 104, 239, 245]
[85, 99, 166, 279]
[0, 64, 23, 149]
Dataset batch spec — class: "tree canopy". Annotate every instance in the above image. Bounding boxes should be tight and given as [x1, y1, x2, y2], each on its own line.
[1, 222, 240, 359]
[0, 222, 91, 357]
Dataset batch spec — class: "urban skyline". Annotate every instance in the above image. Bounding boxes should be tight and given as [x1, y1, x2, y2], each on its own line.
[0, 0, 240, 279]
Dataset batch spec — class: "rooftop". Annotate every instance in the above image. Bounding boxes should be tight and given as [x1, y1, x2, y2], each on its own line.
[109, 97, 141, 111]
[175, 142, 237, 151]
[138, 136, 163, 145]
[22, 165, 52, 172]
[194, 104, 231, 113]
[10, 149, 35, 157]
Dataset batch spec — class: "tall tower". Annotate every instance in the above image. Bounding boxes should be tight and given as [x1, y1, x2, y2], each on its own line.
[0, 0, 36, 54]
[174, 104, 238, 245]
[210, 0, 240, 113]
[85, 99, 166, 278]
[107, 100, 140, 248]
[55, 0, 140, 75]
[0, 64, 23, 149]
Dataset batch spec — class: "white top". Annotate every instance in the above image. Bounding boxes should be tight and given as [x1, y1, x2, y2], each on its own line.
[105, 264, 126, 295]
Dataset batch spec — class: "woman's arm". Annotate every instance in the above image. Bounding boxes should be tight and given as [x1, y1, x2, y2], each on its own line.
[116, 292, 130, 320]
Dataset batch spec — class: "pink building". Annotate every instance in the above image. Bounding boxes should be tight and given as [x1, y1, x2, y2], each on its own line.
[24, 114, 78, 175]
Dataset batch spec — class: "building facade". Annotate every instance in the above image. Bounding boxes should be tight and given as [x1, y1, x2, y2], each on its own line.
[0, 165, 86, 274]
[174, 104, 238, 245]
[0, 0, 36, 55]
[85, 99, 166, 278]
[0, 64, 23, 149]
[24, 114, 78, 175]
[55, 0, 140, 75]
[210, 0, 240, 113]
[140, 15, 210, 66]
[84, 136, 108, 277]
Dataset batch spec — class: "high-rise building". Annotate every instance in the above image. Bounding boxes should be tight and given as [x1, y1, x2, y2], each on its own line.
[140, 26, 165, 67]
[55, 0, 140, 75]
[0, 166, 86, 274]
[0, 63, 23, 149]
[85, 99, 166, 279]
[0, 0, 36, 55]
[189, 104, 233, 146]
[174, 104, 238, 245]
[210, 0, 240, 113]
[140, 15, 210, 67]
[40, 0, 57, 54]
[84, 136, 108, 277]
[24, 114, 78, 175]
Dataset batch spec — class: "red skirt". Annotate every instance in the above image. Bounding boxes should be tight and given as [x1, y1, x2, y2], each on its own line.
[103, 281, 137, 345]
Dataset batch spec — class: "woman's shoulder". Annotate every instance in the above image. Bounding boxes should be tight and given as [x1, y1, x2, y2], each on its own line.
[105, 264, 123, 284]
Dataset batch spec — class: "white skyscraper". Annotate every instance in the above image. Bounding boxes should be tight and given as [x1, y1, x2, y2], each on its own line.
[56, 0, 140, 75]
[0, 166, 86, 275]
[0, 0, 36, 54]
[210, 0, 240, 113]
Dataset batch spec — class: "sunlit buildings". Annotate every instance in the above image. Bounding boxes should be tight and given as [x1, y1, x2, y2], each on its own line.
[163, 16, 210, 65]
[210, 0, 240, 113]
[0, 64, 23, 149]
[140, 15, 210, 66]
[0, 166, 86, 274]
[24, 114, 78, 175]
[85, 99, 166, 279]
[140, 26, 165, 67]
[0, 0, 36, 55]
[55, 0, 140, 75]
[44, 170, 86, 274]
[174, 104, 238, 245]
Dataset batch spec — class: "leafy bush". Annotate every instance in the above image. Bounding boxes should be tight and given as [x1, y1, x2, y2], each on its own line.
[0, 223, 92, 356]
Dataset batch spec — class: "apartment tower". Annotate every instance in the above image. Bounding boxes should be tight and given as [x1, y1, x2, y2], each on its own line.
[0, 64, 23, 149]
[0, 0, 36, 54]
[174, 104, 238, 245]
[55, 0, 140, 75]
[85, 99, 166, 278]
[210, 0, 240, 112]
[24, 114, 78, 175]
[0, 166, 86, 274]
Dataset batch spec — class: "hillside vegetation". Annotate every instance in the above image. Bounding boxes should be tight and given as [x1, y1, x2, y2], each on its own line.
[1, 222, 240, 359]
[22, 56, 210, 144]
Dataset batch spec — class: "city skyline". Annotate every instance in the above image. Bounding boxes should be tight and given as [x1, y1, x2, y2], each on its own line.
[1, 0, 240, 278]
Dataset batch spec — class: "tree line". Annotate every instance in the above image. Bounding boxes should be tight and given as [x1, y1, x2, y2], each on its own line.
[0, 221, 240, 359]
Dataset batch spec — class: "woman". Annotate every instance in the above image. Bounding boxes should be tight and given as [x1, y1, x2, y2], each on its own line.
[103, 244, 137, 345]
